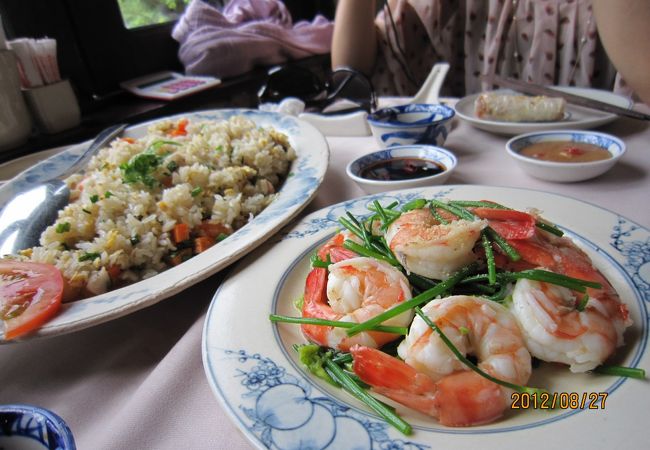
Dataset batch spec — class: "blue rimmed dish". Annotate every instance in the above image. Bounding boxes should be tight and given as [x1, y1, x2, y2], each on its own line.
[346, 145, 457, 194]
[366, 103, 455, 148]
[506, 130, 626, 182]
[0, 404, 76, 449]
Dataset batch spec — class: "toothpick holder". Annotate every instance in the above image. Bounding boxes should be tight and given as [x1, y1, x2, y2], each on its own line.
[23, 79, 81, 134]
[0, 49, 32, 150]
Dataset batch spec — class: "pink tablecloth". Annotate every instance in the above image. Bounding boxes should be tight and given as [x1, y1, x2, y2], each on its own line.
[1, 105, 648, 449]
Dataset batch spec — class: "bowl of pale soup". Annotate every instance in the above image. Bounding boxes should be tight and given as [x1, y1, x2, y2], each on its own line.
[506, 130, 625, 182]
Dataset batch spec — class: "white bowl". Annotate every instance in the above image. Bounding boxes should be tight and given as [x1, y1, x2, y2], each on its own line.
[506, 130, 625, 182]
[346, 145, 457, 195]
[366, 103, 455, 148]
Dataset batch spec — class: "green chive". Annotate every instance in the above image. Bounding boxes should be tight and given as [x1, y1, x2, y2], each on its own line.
[481, 230, 496, 285]
[82, 208, 92, 214]
[310, 253, 331, 269]
[576, 293, 590, 311]
[105, 191, 113, 198]
[323, 357, 412, 435]
[79, 252, 101, 262]
[269, 314, 408, 335]
[90, 194, 99, 203]
[429, 199, 476, 221]
[484, 227, 521, 262]
[55, 222, 71, 233]
[191, 186, 203, 197]
[401, 198, 427, 212]
[593, 365, 645, 379]
[343, 240, 399, 266]
[428, 204, 449, 224]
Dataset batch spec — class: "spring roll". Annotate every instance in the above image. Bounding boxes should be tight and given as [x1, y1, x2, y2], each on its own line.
[474, 92, 566, 122]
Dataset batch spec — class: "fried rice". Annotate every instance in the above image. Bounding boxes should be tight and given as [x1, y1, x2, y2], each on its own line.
[19, 115, 295, 300]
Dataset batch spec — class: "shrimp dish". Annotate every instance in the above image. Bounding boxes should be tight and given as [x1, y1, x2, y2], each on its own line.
[271, 198, 639, 432]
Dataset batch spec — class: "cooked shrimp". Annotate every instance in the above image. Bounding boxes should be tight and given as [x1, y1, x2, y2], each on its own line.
[317, 230, 360, 264]
[301, 256, 413, 351]
[351, 295, 532, 427]
[495, 226, 632, 371]
[385, 208, 486, 280]
[511, 275, 630, 372]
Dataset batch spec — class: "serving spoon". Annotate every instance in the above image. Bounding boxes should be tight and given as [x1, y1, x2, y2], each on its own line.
[0, 124, 127, 256]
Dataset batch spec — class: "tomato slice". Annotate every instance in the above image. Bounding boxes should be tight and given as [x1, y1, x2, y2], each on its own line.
[0, 261, 63, 340]
[472, 207, 537, 240]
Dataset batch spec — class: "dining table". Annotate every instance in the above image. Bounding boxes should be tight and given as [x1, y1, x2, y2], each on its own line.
[0, 97, 648, 450]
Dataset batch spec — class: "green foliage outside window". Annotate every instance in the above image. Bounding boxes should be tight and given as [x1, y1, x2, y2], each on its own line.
[118, 0, 191, 29]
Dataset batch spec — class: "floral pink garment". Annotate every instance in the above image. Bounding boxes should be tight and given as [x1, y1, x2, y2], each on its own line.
[373, 0, 630, 98]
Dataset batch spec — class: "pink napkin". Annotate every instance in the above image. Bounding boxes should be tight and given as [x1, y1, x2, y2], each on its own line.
[172, 0, 333, 78]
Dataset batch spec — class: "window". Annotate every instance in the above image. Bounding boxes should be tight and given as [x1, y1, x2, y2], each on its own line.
[117, 0, 191, 30]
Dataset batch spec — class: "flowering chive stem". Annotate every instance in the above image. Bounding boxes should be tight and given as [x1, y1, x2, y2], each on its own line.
[449, 200, 508, 209]
[484, 227, 521, 262]
[346, 263, 477, 336]
[576, 293, 590, 311]
[429, 199, 476, 221]
[414, 307, 545, 395]
[338, 217, 363, 239]
[428, 204, 449, 224]
[373, 200, 390, 224]
[449, 200, 564, 236]
[461, 270, 601, 292]
[323, 357, 412, 435]
[343, 240, 400, 266]
[401, 198, 427, 212]
[481, 231, 497, 285]
[269, 314, 408, 335]
[593, 365, 646, 379]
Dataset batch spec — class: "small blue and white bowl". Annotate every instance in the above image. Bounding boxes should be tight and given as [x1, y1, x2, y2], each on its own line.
[0, 404, 76, 450]
[506, 130, 626, 183]
[367, 103, 455, 148]
[346, 145, 457, 195]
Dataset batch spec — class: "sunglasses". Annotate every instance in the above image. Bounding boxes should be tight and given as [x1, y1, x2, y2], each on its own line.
[258, 65, 378, 114]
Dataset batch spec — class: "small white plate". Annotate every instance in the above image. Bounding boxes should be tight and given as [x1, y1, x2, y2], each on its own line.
[203, 185, 648, 450]
[0, 109, 329, 343]
[454, 87, 633, 136]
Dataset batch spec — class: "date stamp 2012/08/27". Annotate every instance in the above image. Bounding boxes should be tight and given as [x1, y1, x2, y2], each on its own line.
[511, 392, 608, 410]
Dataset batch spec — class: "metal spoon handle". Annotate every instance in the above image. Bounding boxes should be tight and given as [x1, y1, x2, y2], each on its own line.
[58, 123, 128, 179]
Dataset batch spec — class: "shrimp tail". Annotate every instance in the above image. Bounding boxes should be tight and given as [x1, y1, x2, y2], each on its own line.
[350, 345, 440, 418]
[301, 267, 336, 345]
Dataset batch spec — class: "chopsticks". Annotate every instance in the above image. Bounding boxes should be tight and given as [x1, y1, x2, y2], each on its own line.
[482, 74, 650, 121]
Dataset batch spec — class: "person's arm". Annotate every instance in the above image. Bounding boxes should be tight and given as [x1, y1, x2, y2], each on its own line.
[592, 0, 650, 104]
[331, 0, 378, 74]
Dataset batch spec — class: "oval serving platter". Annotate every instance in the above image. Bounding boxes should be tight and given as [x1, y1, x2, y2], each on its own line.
[0, 109, 329, 343]
[203, 184, 648, 450]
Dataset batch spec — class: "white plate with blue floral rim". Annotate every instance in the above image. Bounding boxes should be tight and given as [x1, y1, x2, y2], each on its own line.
[0, 109, 329, 343]
[203, 184, 648, 450]
[454, 87, 633, 136]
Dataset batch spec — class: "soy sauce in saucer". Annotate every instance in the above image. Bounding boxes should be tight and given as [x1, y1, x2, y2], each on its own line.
[360, 157, 445, 181]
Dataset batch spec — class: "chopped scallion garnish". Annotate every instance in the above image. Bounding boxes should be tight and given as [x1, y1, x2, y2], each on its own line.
[55, 222, 71, 233]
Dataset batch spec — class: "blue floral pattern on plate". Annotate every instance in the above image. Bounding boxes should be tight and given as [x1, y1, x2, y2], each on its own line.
[0, 109, 328, 343]
[203, 185, 649, 449]
[221, 349, 428, 450]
